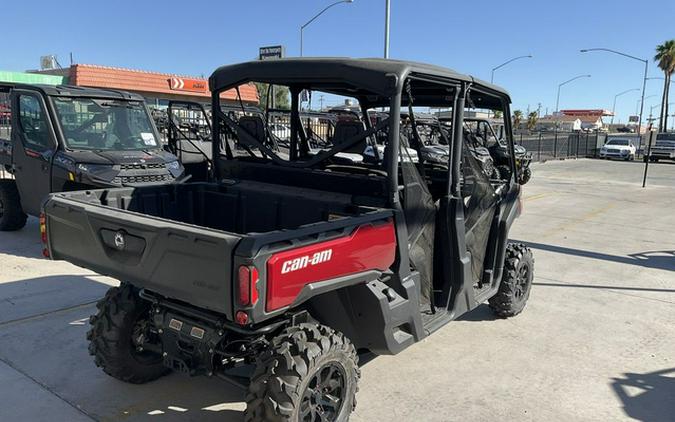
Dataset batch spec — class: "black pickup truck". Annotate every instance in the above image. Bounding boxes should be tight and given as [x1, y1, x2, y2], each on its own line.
[0, 83, 184, 231]
[44, 58, 534, 422]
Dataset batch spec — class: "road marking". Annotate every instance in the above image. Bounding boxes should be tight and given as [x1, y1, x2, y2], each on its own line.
[543, 203, 616, 238]
[523, 192, 552, 202]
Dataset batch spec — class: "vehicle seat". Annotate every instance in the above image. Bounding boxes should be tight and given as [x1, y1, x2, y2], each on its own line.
[237, 115, 266, 147]
[332, 120, 367, 154]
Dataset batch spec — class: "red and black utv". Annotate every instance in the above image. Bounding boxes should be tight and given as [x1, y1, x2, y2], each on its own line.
[43, 58, 534, 421]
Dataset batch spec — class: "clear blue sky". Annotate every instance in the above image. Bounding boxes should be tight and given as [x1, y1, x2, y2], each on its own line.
[2, 0, 674, 122]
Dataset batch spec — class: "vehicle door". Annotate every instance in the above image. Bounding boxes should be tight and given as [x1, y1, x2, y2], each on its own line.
[11, 90, 58, 215]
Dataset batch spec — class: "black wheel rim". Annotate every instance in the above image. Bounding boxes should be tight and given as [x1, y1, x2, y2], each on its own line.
[514, 264, 531, 300]
[299, 362, 347, 422]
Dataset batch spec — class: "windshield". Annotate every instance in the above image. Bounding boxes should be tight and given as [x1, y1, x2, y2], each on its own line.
[607, 139, 629, 146]
[53, 97, 159, 151]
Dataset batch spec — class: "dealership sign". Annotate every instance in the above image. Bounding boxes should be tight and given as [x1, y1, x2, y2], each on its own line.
[259, 45, 285, 60]
[628, 115, 639, 123]
[168, 77, 207, 93]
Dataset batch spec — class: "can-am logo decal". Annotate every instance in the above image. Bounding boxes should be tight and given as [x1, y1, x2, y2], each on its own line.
[281, 249, 333, 274]
[113, 231, 126, 250]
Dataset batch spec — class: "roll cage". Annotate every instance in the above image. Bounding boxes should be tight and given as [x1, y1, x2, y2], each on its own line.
[208, 58, 514, 208]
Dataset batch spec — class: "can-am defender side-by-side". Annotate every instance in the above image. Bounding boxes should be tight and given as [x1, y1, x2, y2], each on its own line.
[0, 84, 184, 231]
[43, 58, 534, 421]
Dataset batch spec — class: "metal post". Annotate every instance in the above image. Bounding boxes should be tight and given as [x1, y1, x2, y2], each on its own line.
[300, 28, 304, 57]
[638, 60, 649, 186]
[642, 125, 653, 188]
[384, 0, 390, 58]
[554, 132, 558, 157]
[538, 132, 542, 161]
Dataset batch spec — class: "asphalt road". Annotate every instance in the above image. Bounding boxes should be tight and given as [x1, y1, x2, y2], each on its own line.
[0, 158, 673, 421]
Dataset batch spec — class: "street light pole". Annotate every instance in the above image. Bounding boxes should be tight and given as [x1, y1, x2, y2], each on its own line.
[611, 88, 640, 125]
[490, 55, 533, 84]
[384, 0, 390, 58]
[555, 74, 591, 113]
[554, 74, 591, 133]
[580, 48, 649, 186]
[300, 0, 354, 57]
[636, 95, 657, 115]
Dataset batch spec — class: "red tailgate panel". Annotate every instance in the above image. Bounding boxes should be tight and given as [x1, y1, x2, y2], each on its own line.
[266, 221, 396, 312]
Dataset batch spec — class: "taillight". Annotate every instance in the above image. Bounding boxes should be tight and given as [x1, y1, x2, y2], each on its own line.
[39, 212, 49, 258]
[237, 265, 259, 306]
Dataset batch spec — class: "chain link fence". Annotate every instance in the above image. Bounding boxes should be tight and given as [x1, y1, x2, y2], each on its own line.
[514, 131, 613, 162]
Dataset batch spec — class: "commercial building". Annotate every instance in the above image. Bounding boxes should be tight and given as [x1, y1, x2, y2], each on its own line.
[1, 64, 259, 109]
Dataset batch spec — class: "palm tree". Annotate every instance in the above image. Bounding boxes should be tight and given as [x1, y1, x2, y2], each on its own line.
[493, 110, 503, 120]
[513, 110, 523, 128]
[654, 40, 675, 132]
[526, 111, 538, 131]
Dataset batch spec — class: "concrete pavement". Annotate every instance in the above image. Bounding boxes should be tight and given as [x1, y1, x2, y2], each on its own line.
[0, 158, 673, 421]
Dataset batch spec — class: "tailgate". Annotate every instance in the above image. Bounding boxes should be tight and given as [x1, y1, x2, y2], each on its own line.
[43, 195, 242, 318]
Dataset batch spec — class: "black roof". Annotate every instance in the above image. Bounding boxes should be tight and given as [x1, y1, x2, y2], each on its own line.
[0, 83, 144, 101]
[209, 58, 510, 102]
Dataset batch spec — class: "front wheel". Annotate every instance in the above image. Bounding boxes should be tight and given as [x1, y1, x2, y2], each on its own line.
[245, 323, 360, 422]
[0, 179, 27, 231]
[87, 284, 169, 384]
[489, 243, 534, 317]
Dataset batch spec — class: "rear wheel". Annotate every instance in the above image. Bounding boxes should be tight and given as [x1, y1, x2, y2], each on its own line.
[0, 179, 27, 231]
[489, 243, 534, 317]
[245, 323, 360, 422]
[519, 166, 532, 184]
[87, 284, 169, 384]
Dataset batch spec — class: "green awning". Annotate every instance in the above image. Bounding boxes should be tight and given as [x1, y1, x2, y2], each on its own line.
[0, 71, 66, 85]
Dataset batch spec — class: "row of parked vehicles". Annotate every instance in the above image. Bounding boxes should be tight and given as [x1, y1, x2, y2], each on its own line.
[1, 58, 535, 421]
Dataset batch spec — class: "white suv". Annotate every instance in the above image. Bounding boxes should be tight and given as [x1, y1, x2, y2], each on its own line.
[600, 139, 636, 161]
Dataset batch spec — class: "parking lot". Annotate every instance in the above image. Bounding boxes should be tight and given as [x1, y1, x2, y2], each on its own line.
[0, 158, 673, 421]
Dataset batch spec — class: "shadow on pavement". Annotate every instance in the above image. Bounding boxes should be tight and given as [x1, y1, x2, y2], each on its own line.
[611, 367, 675, 422]
[0, 274, 112, 325]
[0, 217, 43, 259]
[514, 240, 675, 272]
[456, 304, 498, 322]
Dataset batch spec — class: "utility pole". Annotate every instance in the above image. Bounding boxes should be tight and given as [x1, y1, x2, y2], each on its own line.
[384, 0, 391, 58]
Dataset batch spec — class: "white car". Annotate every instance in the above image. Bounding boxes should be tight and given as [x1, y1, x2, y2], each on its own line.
[600, 139, 636, 161]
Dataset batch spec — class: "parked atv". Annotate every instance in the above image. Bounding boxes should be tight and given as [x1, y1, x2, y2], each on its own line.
[464, 118, 532, 184]
[44, 58, 534, 421]
[0, 83, 184, 232]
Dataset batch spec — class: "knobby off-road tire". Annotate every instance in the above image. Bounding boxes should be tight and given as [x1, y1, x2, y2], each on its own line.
[245, 323, 360, 422]
[519, 166, 532, 184]
[0, 179, 27, 231]
[87, 284, 169, 384]
[496, 164, 512, 182]
[489, 243, 534, 317]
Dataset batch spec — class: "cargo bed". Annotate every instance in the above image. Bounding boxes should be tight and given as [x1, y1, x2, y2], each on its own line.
[43, 181, 393, 319]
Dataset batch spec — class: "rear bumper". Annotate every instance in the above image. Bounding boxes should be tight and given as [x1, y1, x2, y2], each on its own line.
[600, 152, 631, 158]
[649, 151, 675, 159]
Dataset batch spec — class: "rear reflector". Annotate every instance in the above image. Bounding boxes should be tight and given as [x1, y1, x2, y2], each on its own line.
[39, 212, 49, 258]
[237, 265, 259, 306]
[235, 310, 249, 326]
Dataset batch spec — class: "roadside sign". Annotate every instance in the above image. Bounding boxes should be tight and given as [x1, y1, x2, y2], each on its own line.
[259, 45, 285, 61]
[168, 77, 207, 93]
[628, 115, 639, 123]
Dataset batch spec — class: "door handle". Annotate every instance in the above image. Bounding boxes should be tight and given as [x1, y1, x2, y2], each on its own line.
[41, 164, 48, 171]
